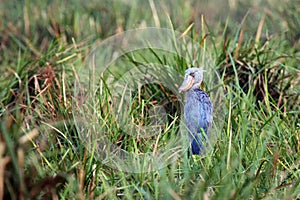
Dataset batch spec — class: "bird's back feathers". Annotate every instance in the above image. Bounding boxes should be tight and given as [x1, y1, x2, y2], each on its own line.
[184, 88, 213, 154]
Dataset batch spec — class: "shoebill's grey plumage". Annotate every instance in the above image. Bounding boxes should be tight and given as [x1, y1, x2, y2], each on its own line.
[179, 67, 213, 154]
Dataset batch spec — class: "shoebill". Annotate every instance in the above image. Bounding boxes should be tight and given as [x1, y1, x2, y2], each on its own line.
[179, 67, 213, 155]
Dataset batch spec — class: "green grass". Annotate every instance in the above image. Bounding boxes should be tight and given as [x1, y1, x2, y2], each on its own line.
[1, 0, 300, 199]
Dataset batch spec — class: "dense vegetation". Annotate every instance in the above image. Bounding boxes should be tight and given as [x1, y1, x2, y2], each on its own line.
[0, 0, 299, 199]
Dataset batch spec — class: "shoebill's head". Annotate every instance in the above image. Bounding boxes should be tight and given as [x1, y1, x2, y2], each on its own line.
[178, 67, 204, 93]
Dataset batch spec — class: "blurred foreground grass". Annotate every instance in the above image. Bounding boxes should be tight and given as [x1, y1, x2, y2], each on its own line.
[0, 0, 300, 199]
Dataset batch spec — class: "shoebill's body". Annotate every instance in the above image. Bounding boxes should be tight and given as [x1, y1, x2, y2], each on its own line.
[179, 67, 213, 154]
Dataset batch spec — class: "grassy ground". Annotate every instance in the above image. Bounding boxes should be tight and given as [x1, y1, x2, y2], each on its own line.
[1, 0, 300, 199]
